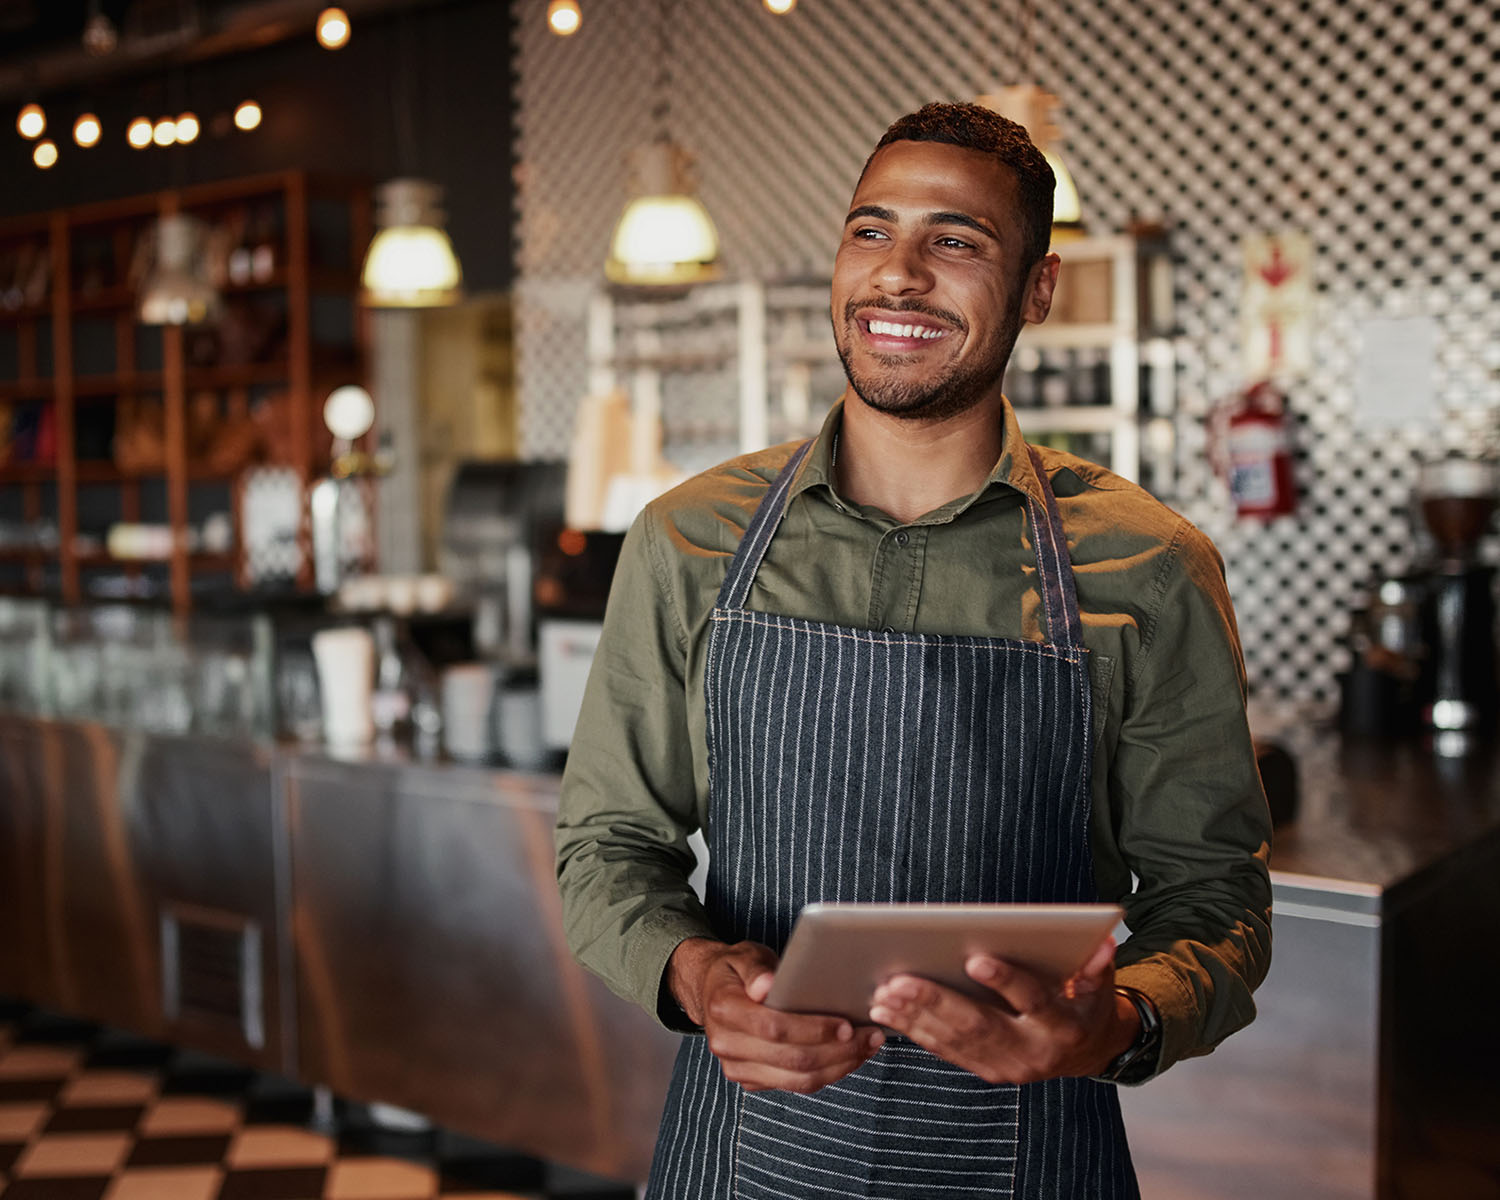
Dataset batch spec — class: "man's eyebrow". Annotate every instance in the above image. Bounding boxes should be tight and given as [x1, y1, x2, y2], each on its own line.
[842, 204, 999, 242]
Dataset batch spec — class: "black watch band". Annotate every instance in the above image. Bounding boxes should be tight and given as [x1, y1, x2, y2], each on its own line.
[1097, 985, 1161, 1084]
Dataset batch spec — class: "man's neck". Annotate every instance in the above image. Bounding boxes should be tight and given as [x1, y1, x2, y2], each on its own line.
[833, 389, 1006, 525]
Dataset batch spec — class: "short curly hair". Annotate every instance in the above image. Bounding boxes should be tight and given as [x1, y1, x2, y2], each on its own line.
[862, 101, 1055, 270]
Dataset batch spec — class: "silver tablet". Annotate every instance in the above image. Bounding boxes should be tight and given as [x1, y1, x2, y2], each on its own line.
[764, 902, 1124, 1023]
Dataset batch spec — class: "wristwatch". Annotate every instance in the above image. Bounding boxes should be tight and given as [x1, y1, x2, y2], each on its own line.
[1096, 985, 1161, 1084]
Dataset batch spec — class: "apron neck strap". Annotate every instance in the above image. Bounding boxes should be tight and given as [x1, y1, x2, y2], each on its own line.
[1024, 445, 1085, 649]
[716, 439, 815, 611]
[717, 439, 1084, 651]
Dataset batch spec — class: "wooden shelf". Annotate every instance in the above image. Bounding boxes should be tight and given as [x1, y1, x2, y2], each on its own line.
[0, 170, 368, 614]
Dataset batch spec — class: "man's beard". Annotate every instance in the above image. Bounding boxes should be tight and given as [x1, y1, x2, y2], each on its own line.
[834, 300, 1022, 423]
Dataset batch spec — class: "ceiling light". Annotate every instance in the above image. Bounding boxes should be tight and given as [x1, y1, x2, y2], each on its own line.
[975, 85, 1086, 237]
[17, 103, 45, 139]
[233, 100, 262, 131]
[316, 7, 351, 49]
[360, 179, 463, 307]
[127, 117, 153, 148]
[175, 112, 200, 144]
[33, 140, 58, 169]
[153, 118, 177, 147]
[764, 0, 796, 11]
[73, 113, 101, 148]
[139, 215, 222, 326]
[606, 140, 721, 288]
[547, 0, 582, 35]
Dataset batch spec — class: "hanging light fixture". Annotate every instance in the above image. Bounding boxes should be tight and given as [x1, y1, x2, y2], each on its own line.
[175, 112, 200, 143]
[152, 117, 178, 146]
[974, 0, 1085, 237]
[233, 100, 262, 131]
[605, 0, 721, 287]
[33, 140, 58, 169]
[17, 103, 45, 139]
[547, 0, 581, 35]
[764, 0, 797, 12]
[360, 179, 463, 307]
[138, 214, 222, 326]
[73, 113, 102, 148]
[127, 116, 153, 148]
[317, 7, 351, 49]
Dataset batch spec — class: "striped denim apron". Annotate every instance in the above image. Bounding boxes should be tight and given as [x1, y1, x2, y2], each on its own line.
[645, 441, 1137, 1200]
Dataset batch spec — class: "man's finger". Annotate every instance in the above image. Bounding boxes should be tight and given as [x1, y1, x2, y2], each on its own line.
[964, 957, 1054, 1017]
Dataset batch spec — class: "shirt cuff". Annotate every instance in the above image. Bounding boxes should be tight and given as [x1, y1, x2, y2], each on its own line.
[629, 910, 720, 1032]
[1112, 959, 1198, 1081]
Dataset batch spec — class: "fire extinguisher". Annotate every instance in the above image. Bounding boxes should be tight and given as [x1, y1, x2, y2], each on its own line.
[1211, 380, 1297, 520]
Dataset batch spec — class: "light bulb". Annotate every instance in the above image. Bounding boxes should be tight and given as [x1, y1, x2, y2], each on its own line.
[175, 112, 200, 143]
[153, 118, 177, 147]
[316, 7, 350, 49]
[234, 100, 262, 131]
[764, 0, 796, 11]
[17, 103, 45, 139]
[33, 140, 58, 169]
[73, 113, 101, 148]
[547, 0, 582, 36]
[127, 117, 153, 148]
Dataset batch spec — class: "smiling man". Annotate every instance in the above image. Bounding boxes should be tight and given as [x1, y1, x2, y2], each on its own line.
[556, 102, 1272, 1199]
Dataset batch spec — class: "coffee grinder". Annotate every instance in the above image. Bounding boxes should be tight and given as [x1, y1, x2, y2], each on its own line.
[1415, 456, 1499, 741]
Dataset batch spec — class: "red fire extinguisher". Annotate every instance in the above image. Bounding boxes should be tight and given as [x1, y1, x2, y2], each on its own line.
[1212, 381, 1297, 520]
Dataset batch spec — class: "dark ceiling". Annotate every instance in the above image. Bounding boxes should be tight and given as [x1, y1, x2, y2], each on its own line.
[0, 0, 447, 102]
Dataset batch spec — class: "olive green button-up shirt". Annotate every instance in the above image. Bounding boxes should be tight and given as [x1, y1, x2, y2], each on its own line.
[555, 398, 1272, 1079]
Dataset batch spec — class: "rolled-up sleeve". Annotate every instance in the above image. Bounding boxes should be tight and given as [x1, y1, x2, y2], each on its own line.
[555, 508, 715, 1026]
[1108, 520, 1274, 1078]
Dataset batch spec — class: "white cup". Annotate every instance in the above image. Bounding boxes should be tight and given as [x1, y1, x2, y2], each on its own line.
[442, 663, 495, 762]
[311, 627, 376, 748]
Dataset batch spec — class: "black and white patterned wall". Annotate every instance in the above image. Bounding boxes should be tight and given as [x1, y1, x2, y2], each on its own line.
[511, 0, 1500, 704]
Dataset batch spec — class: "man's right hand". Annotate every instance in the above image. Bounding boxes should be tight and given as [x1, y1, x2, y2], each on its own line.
[668, 937, 885, 1094]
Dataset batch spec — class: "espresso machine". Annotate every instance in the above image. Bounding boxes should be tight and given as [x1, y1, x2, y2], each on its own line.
[1414, 456, 1499, 740]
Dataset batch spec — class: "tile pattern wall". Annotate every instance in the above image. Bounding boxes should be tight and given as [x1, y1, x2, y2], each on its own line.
[511, 0, 1500, 703]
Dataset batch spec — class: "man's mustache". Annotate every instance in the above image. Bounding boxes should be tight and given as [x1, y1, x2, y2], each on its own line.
[842, 298, 967, 333]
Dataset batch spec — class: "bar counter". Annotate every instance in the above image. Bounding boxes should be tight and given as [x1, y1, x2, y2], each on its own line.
[2, 711, 1498, 1194]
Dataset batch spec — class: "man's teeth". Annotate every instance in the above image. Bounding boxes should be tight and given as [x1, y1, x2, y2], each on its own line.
[868, 319, 943, 339]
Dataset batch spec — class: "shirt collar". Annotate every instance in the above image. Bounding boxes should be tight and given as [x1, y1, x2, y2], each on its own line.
[787, 395, 1052, 515]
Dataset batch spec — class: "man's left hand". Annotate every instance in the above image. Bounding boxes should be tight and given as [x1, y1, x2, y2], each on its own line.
[867, 936, 1138, 1084]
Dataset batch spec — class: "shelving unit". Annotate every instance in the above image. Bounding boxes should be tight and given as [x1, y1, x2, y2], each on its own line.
[0, 171, 369, 614]
[587, 233, 1177, 494]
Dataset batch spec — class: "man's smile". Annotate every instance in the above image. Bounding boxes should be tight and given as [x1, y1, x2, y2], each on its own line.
[849, 303, 963, 354]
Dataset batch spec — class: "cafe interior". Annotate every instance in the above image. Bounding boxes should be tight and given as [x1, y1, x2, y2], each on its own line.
[0, 1, 1497, 1197]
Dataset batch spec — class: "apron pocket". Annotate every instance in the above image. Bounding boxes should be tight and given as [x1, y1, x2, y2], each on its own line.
[733, 1041, 1019, 1200]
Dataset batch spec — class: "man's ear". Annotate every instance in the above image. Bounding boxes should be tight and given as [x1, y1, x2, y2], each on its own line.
[1021, 253, 1061, 325]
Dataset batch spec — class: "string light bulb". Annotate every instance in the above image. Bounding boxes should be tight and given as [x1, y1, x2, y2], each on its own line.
[17, 103, 45, 139]
[153, 118, 177, 147]
[127, 117, 153, 148]
[764, 0, 796, 11]
[73, 113, 101, 148]
[547, 0, 582, 35]
[233, 100, 262, 131]
[33, 139, 58, 169]
[316, 7, 351, 49]
[175, 112, 200, 143]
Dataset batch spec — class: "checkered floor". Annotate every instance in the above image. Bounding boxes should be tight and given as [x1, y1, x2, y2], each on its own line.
[0, 999, 636, 1200]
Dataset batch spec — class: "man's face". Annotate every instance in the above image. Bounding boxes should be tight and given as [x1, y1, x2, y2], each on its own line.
[830, 139, 1056, 423]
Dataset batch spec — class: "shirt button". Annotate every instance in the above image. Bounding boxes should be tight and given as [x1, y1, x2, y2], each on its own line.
[894, 530, 910, 546]
[882, 625, 896, 634]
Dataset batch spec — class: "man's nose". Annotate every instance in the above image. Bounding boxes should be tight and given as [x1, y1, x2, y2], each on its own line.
[872, 238, 932, 295]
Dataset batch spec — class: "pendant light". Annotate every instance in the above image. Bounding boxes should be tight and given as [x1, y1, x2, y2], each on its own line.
[360, 11, 463, 307]
[138, 214, 222, 326]
[605, 0, 720, 287]
[974, 0, 1085, 237]
[361, 179, 463, 307]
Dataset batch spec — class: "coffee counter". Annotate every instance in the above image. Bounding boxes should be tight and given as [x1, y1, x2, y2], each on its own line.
[2, 711, 1498, 1193]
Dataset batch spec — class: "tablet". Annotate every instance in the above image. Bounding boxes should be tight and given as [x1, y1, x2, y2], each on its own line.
[764, 902, 1124, 1023]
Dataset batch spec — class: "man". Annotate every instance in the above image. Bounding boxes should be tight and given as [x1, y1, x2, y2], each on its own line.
[556, 101, 1272, 1198]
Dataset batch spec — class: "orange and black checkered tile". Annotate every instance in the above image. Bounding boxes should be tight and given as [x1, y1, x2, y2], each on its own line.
[0, 1000, 636, 1200]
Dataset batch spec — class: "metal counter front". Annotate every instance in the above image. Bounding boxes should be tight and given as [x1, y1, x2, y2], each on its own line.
[3, 712, 1500, 1194]
[0, 714, 677, 1184]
